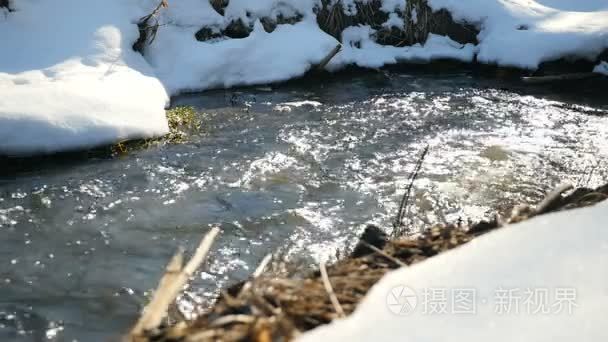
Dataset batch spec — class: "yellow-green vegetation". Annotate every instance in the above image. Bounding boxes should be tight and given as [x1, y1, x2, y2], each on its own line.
[165, 106, 202, 143]
[111, 106, 203, 156]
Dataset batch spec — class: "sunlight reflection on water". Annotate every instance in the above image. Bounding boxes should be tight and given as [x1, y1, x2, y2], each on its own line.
[1, 72, 607, 340]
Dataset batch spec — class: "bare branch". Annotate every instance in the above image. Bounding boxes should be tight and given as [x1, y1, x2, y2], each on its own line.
[319, 260, 345, 318]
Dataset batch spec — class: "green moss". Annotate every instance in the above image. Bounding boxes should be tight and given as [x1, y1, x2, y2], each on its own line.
[165, 106, 202, 143]
[111, 106, 203, 156]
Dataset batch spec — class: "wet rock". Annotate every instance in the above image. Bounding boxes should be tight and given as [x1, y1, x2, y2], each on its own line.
[315, 0, 389, 39]
[427, 9, 478, 45]
[194, 27, 223, 42]
[351, 225, 388, 258]
[209, 0, 228, 16]
[223, 19, 252, 39]
[315, 0, 478, 47]
[194, 18, 255, 41]
[468, 217, 500, 235]
[260, 14, 303, 33]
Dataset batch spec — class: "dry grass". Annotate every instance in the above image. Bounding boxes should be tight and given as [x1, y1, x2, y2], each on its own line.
[209, 0, 228, 15]
[315, 0, 387, 39]
[125, 223, 482, 342]
[125, 181, 608, 342]
[164, 106, 203, 144]
[133, 0, 169, 53]
[195, 0, 477, 48]
[314, 0, 477, 46]
[111, 106, 203, 156]
[130, 228, 221, 341]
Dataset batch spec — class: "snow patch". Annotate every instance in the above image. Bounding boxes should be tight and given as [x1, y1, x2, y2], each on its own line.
[299, 200, 608, 342]
[329, 26, 476, 69]
[594, 61, 608, 76]
[0, 0, 169, 155]
[428, 0, 608, 69]
[382, 12, 405, 30]
[2, 0, 608, 154]
[145, 19, 339, 95]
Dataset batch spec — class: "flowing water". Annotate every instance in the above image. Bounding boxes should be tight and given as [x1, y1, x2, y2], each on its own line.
[1, 71, 607, 341]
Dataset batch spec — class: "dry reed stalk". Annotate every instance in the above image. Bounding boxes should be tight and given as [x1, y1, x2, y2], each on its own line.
[393, 145, 429, 236]
[239, 253, 273, 296]
[536, 183, 573, 214]
[129, 227, 221, 338]
[319, 260, 345, 318]
[360, 241, 407, 267]
[316, 44, 342, 70]
[133, 0, 169, 52]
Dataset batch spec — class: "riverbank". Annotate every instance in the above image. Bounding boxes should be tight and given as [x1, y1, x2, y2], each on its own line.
[2, 69, 607, 341]
[127, 181, 608, 341]
[2, 0, 608, 155]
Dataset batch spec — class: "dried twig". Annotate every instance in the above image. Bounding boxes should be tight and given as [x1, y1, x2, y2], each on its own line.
[131, 251, 183, 336]
[319, 260, 345, 318]
[393, 145, 430, 236]
[183, 227, 221, 277]
[316, 44, 342, 70]
[130, 227, 221, 337]
[536, 183, 573, 215]
[253, 254, 273, 278]
[209, 314, 256, 327]
[239, 254, 273, 296]
[133, 0, 169, 52]
[360, 241, 407, 267]
[185, 330, 217, 342]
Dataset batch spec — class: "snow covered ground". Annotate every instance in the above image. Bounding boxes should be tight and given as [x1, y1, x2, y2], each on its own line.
[1, 0, 607, 154]
[142, 0, 338, 94]
[298, 200, 608, 342]
[0, 0, 169, 155]
[328, 30, 476, 70]
[146, 18, 338, 94]
[139, 0, 608, 92]
[428, 0, 608, 69]
[595, 61, 608, 76]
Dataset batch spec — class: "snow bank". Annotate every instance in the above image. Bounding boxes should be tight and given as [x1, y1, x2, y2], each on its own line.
[299, 201, 608, 341]
[144, 0, 338, 95]
[146, 0, 608, 92]
[0, 0, 169, 155]
[222, 0, 318, 23]
[428, 0, 608, 69]
[145, 19, 339, 95]
[328, 27, 476, 70]
[594, 61, 608, 76]
[2, 0, 608, 154]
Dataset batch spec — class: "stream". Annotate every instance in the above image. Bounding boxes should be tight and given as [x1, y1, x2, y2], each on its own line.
[1, 70, 607, 341]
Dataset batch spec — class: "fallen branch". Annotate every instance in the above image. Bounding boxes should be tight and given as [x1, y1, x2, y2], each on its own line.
[361, 241, 407, 267]
[209, 314, 256, 327]
[319, 260, 345, 318]
[316, 44, 342, 71]
[536, 183, 573, 215]
[130, 227, 221, 337]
